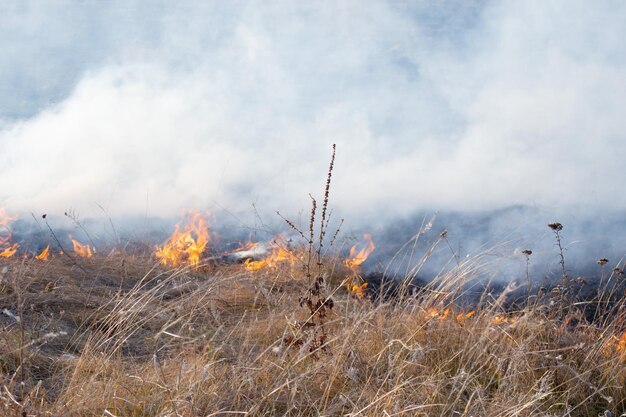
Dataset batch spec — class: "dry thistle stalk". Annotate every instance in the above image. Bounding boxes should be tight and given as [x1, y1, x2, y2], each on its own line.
[523, 249, 532, 298]
[548, 222, 569, 304]
[281, 144, 338, 357]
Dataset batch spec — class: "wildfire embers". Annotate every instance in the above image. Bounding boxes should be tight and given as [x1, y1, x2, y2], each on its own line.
[343, 233, 375, 299]
[615, 332, 626, 353]
[456, 310, 476, 324]
[424, 307, 479, 325]
[0, 208, 19, 258]
[490, 315, 515, 325]
[423, 307, 515, 327]
[426, 306, 451, 319]
[604, 331, 626, 357]
[155, 212, 210, 267]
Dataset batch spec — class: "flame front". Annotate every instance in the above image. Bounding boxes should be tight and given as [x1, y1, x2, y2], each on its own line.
[229, 236, 259, 253]
[491, 315, 515, 325]
[0, 208, 19, 258]
[344, 233, 375, 299]
[155, 212, 210, 267]
[71, 238, 94, 258]
[348, 282, 368, 299]
[616, 332, 626, 353]
[0, 244, 19, 258]
[425, 307, 451, 320]
[36, 245, 50, 261]
[244, 237, 297, 271]
[604, 331, 626, 357]
[344, 233, 375, 270]
[456, 310, 476, 324]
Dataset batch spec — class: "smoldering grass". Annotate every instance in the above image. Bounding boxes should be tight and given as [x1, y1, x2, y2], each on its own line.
[41, 213, 88, 274]
[64, 208, 97, 252]
[2, 249, 626, 416]
[3, 184, 626, 413]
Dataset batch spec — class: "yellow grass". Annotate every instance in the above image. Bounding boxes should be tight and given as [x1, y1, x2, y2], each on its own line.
[0, 252, 624, 416]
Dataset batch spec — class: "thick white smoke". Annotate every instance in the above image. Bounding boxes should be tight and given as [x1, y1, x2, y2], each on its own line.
[1, 1, 625, 224]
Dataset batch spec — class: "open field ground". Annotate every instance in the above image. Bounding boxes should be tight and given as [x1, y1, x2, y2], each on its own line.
[2, 2, 626, 416]
[1, 249, 625, 417]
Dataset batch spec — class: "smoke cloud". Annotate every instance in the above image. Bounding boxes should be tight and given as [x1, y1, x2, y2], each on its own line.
[1, 1, 625, 262]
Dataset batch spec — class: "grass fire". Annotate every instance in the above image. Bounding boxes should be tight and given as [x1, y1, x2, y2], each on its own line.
[155, 211, 211, 267]
[1, 145, 625, 417]
[2, 3, 626, 416]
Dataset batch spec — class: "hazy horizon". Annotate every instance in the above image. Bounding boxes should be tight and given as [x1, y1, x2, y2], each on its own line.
[1, 1, 625, 220]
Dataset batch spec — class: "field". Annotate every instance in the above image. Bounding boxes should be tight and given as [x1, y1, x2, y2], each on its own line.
[1, 151, 625, 417]
[1, 238, 625, 416]
[2, 1, 625, 415]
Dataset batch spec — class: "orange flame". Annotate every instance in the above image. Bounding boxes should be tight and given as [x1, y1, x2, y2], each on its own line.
[617, 333, 626, 351]
[349, 282, 368, 299]
[491, 315, 516, 325]
[36, 245, 50, 261]
[0, 244, 19, 258]
[344, 233, 375, 270]
[425, 307, 451, 320]
[426, 307, 440, 318]
[604, 332, 626, 357]
[0, 208, 17, 229]
[244, 237, 297, 271]
[600, 331, 626, 360]
[0, 208, 19, 258]
[344, 233, 375, 299]
[71, 238, 94, 258]
[456, 310, 476, 325]
[224, 238, 259, 255]
[155, 212, 210, 267]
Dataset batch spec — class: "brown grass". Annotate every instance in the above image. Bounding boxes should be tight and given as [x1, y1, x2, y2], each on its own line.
[0, 251, 625, 417]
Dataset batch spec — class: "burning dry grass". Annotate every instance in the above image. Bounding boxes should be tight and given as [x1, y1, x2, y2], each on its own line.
[0, 252, 625, 417]
[155, 211, 211, 268]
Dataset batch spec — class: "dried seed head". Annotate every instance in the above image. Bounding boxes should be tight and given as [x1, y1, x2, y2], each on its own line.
[548, 222, 563, 231]
[522, 249, 532, 256]
[597, 258, 609, 266]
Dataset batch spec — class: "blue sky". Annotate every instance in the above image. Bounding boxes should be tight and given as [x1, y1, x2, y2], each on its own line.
[0, 1, 625, 220]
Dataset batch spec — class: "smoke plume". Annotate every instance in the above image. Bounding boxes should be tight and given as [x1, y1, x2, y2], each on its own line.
[1, 1, 625, 273]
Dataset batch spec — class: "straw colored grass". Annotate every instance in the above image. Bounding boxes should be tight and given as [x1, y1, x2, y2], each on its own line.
[0, 252, 624, 417]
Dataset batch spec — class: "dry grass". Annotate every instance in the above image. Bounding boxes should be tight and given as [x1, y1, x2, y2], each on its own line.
[0, 251, 625, 417]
